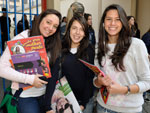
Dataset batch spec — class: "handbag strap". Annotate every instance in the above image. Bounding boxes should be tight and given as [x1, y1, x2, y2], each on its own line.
[13, 88, 23, 99]
[11, 88, 23, 106]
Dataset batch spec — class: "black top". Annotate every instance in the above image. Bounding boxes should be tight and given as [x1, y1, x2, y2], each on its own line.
[88, 27, 96, 47]
[44, 45, 95, 111]
[142, 32, 150, 54]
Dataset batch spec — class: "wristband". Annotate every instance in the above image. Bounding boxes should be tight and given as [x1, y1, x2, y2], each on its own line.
[126, 86, 131, 95]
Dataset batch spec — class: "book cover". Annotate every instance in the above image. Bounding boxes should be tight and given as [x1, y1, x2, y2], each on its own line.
[51, 76, 82, 113]
[7, 35, 51, 78]
[11, 52, 43, 89]
[79, 59, 109, 104]
[7, 36, 51, 90]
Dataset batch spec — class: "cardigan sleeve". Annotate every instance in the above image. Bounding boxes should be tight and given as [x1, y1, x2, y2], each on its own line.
[0, 30, 35, 85]
[44, 58, 59, 111]
[134, 39, 150, 93]
[0, 46, 35, 85]
[79, 45, 96, 107]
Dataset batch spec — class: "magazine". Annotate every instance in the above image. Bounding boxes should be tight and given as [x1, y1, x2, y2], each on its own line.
[11, 52, 43, 89]
[7, 35, 51, 90]
[51, 76, 82, 113]
[79, 59, 109, 104]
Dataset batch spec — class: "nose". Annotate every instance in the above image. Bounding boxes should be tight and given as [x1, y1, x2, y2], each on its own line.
[111, 20, 116, 25]
[49, 25, 53, 31]
[76, 29, 80, 34]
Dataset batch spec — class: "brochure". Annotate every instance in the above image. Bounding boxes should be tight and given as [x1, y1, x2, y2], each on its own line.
[79, 59, 109, 104]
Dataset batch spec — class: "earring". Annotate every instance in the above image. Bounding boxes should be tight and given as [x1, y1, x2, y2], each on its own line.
[103, 23, 104, 27]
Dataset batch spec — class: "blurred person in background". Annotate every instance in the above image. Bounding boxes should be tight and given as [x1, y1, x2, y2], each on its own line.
[0, 8, 11, 51]
[84, 13, 96, 48]
[127, 16, 140, 39]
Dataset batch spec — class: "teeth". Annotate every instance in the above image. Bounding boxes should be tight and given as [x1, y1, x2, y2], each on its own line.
[109, 27, 116, 30]
[45, 30, 50, 34]
[109, 28, 116, 31]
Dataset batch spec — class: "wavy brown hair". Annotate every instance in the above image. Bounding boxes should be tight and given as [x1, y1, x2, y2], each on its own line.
[29, 9, 62, 66]
[62, 14, 90, 61]
[97, 4, 131, 71]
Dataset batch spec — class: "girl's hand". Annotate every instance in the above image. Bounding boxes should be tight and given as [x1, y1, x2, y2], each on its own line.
[80, 105, 84, 111]
[33, 74, 48, 88]
[97, 73, 112, 87]
[46, 110, 55, 113]
[107, 81, 127, 94]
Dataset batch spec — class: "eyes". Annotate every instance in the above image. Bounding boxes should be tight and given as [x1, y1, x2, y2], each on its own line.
[105, 17, 121, 22]
[71, 26, 84, 32]
[46, 20, 58, 29]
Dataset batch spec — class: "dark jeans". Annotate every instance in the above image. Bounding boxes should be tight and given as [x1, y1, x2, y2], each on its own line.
[17, 95, 45, 113]
[97, 103, 142, 113]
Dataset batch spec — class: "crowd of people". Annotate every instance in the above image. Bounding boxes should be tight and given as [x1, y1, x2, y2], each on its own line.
[0, 2, 150, 113]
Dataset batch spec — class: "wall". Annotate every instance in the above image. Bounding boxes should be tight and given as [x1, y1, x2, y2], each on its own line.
[59, 0, 135, 43]
[60, 0, 99, 42]
[51, 0, 150, 39]
[101, 0, 132, 16]
[137, 0, 150, 37]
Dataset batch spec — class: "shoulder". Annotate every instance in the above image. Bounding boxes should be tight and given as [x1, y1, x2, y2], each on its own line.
[142, 32, 150, 38]
[131, 38, 145, 47]
[129, 38, 147, 53]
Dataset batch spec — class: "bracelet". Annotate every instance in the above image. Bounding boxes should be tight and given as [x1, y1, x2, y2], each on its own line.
[126, 86, 131, 95]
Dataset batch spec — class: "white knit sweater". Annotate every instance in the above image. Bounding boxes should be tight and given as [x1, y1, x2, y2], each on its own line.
[95, 38, 150, 112]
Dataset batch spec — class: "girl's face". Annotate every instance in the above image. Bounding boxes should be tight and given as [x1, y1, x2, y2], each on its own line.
[104, 9, 122, 39]
[129, 17, 135, 25]
[39, 14, 59, 37]
[70, 20, 85, 48]
[87, 16, 92, 26]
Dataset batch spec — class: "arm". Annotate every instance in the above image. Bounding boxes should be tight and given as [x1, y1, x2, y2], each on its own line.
[134, 40, 150, 93]
[0, 47, 34, 85]
[105, 40, 150, 95]
[44, 58, 59, 111]
[79, 46, 95, 108]
[0, 46, 47, 87]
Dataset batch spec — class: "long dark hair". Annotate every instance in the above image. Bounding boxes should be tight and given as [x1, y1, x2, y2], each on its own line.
[30, 9, 62, 66]
[62, 14, 90, 60]
[84, 13, 93, 30]
[98, 4, 131, 71]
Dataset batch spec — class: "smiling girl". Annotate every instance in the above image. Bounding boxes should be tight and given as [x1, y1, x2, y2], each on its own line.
[94, 4, 150, 113]
[45, 14, 95, 113]
[0, 9, 62, 113]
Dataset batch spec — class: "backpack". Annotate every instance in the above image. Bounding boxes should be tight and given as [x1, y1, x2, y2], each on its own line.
[0, 87, 22, 113]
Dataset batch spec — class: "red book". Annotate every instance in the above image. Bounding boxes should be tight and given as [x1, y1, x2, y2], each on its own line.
[7, 36, 51, 90]
[79, 59, 109, 104]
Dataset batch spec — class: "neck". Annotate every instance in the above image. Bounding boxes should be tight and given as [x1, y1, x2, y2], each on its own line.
[71, 43, 79, 48]
[108, 35, 118, 44]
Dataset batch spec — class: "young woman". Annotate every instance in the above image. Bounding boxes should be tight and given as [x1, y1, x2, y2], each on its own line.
[0, 9, 62, 113]
[94, 4, 150, 113]
[45, 14, 95, 113]
[84, 13, 96, 48]
[127, 16, 140, 38]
